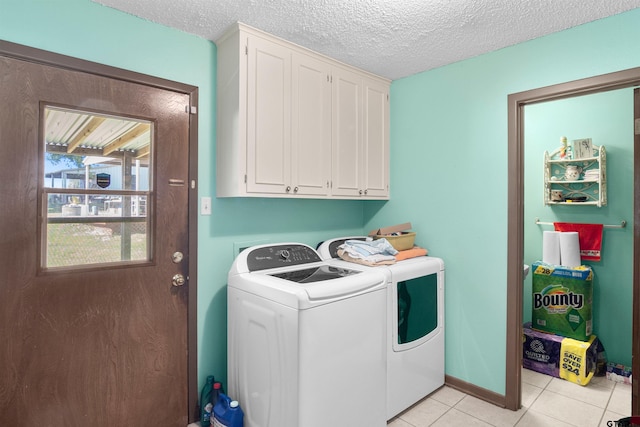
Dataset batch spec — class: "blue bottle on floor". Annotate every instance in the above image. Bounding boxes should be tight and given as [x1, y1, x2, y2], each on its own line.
[212, 393, 244, 427]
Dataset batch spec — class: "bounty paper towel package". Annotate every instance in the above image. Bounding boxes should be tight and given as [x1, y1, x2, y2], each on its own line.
[523, 323, 599, 386]
[531, 261, 593, 341]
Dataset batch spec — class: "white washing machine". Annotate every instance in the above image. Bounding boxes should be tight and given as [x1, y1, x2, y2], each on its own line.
[227, 243, 387, 427]
[317, 237, 445, 420]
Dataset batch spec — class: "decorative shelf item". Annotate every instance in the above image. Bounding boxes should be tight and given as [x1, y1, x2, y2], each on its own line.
[543, 142, 606, 207]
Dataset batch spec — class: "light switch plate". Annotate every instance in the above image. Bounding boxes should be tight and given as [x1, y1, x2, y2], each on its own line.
[200, 196, 212, 215]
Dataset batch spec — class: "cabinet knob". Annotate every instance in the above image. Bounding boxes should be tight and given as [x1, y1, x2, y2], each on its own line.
[359, 190, 363, 195]
[364, 189, 368, 195]
[294, 186, 299, 193]
[286, 186, 291, 192]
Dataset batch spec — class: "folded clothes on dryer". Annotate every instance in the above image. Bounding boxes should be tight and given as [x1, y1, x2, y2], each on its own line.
[395, 247, 428, 261]
[337, 239, 398, 266]
[340, 238, 398, 257]
[337, 250, 396, 266]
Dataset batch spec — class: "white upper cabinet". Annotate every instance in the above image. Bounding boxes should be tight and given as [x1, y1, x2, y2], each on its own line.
[331, 66, 362, 197]
[331, 67, 390, 198]
[291, 51, 332, 196]
[246, 34, 292, 195]
[216, 23, 389, 199]
[362, 77, 390, 198]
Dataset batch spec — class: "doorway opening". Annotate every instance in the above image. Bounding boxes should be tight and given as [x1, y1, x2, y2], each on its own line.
[506, 67, 640, 414]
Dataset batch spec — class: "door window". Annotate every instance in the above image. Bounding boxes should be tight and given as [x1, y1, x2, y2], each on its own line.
[40, 105, 153, 270]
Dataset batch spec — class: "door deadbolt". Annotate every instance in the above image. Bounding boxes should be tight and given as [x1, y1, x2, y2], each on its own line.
[172, 251, 184, 263]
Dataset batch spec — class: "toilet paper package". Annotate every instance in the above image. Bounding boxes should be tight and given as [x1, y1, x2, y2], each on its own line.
[523, 322, 599, 386]
[531, 261, 593, 341]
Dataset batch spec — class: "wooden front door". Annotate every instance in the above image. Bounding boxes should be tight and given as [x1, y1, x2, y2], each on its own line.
[0, 46, 195, 426]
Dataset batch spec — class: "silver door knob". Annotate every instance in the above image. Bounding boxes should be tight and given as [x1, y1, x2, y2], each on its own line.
[172, 274, 186, 287]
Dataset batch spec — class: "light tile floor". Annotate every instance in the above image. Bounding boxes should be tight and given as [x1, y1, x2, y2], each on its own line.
[388, 368, 632, 427]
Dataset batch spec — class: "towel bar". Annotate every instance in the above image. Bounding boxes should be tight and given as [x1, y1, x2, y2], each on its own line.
[534, 218, 626, 229]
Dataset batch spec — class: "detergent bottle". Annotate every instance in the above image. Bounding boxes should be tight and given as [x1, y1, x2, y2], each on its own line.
[212, 393, 244, 427]
[211, 382, 222, 410]
[199, 375, 215, 425]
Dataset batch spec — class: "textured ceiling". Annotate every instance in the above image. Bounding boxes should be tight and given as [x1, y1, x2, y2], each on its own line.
[94, 0, 640, 80]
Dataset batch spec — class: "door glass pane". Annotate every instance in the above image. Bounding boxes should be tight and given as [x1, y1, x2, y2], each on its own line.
[41, 106, 153, 270]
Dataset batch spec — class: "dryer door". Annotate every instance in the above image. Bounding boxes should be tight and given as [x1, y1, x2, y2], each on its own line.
[393, 271, 442, 351]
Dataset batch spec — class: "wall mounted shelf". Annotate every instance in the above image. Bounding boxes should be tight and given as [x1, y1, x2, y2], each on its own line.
[543, 144, 606, 207]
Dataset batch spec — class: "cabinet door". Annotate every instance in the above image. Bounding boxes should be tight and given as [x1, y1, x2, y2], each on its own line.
[331, 66, 363, 197]
[246, 35, 291, 194]
[291, 52, 332, 196]
[362, 77, 389, 198]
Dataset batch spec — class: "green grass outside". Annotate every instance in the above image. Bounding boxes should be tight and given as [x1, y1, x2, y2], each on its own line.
[47, 223, 147, 267]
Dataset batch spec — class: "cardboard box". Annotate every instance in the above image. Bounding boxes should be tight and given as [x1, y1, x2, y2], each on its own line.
[368, 222, 412, 237]
[531, 261, 593, 341]
[523, 323, 599, 386]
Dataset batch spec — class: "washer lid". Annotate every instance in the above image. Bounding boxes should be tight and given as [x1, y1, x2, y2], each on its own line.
[230, 266, 385, 307]
[269, 264, 361, 283]
[228, 243, 386, 307]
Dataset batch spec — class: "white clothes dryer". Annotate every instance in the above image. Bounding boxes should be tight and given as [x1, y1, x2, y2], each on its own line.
[227, 243, 387, 427]
[317, 237, 445, 420]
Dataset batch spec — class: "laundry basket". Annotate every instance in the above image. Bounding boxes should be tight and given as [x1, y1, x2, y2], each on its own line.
[373, 232, 416, 251]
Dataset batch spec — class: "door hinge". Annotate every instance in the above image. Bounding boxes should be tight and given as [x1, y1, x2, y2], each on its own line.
[635, 118, 640, 135]
[185, 105, 197, 115]
[245, 45, 248, 55]
[244, 174, 247, 183]
[191, 180, 196, 189]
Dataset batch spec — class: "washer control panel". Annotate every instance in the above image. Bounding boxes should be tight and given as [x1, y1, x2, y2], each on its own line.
[247, 244, 322, 272]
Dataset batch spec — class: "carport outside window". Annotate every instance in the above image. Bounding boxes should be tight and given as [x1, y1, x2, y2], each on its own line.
[40, 106, 153, 270]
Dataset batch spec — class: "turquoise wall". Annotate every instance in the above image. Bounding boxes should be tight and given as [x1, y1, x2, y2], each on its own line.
[523, 91, 633, 367]
[376, 9, 640, 394]
[3, 0, 639, 399]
